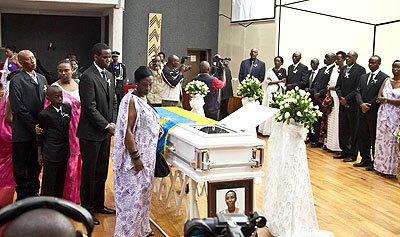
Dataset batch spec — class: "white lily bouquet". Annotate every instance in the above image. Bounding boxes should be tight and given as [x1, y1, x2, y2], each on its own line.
[269, 86, 322, 132]
[237, 75, 264, 100]
[185, 80, 209, 96]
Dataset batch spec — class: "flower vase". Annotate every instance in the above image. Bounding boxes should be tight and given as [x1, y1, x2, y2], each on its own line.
[241, 97, 259, 106]
[189, 94, 205, 116]
[262, 121, 328, 236]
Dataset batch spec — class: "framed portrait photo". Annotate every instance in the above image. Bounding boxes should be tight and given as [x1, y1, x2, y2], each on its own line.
[207, 179, 253, 217]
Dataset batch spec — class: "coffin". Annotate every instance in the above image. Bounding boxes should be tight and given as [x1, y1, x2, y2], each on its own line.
[163, 103, 278, 172]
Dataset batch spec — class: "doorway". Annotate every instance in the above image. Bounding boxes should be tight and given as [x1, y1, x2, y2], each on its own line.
[182, 49, 209, 110]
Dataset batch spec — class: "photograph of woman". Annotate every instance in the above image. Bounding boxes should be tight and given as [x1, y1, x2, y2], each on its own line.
[219, 190, 240, 214]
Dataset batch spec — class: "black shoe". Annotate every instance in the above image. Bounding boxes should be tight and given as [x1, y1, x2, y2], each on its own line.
[311, 142, 323, 148]
[305, 139, 311, 144]
[92, 214, 100, 225]
[353, 161, 371, 167]
[322, 146, 329, 151]
[343, 157, 356, 162]
[366, 166, 375, 171]
[333, 153, 347, 159]
[94, 207, 116, 214]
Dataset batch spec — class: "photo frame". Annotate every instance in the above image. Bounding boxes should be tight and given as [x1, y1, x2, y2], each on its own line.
[207, 179, 253, 217]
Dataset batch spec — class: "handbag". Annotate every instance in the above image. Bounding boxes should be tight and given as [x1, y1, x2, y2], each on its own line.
[322, 93, 334, 115]
[154, 151, 170, 177]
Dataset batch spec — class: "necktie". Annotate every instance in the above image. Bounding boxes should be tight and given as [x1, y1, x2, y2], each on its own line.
[367, 73, 374, 85]
[101, 71, 107, 81]
[309, 71, 315, 88]
[249, 60, 254, 74]
[59, 109, 64, 124]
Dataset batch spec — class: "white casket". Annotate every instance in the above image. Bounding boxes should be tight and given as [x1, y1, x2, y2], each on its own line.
[166, 103, 278, 173]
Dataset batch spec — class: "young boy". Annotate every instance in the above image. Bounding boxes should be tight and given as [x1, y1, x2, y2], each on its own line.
[37, 85, 71, 197]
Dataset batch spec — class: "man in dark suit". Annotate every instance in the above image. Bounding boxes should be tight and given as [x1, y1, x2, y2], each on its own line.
[77, 43, 118, 225]
[286, 51, 308, 90]
[354, 55, 388, 170]
[309, 53, 337, 147]
[238, 48, 265, 83]
[305, 58, 323, 146]
[107, 51, 126, 107]
[9, 50, 47, 200]
[37, 85, 72, 198]
[334, 51, 366, 162]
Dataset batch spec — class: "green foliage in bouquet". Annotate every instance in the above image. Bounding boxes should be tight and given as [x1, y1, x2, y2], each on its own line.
[269, 86, 322, 132]
[185, 80, 210, 96]
[237, 75, 264, 100]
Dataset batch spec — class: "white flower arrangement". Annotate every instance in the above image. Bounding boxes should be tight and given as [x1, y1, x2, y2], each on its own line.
[269, 86, 322, 132]
[185, 80, 210, 96]
[237, 75, 264, 100]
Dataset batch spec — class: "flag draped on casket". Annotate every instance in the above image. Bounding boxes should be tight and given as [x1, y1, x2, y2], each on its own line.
[155, 107, 216, 157]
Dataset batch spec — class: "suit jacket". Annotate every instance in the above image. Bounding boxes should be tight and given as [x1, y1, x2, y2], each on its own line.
[238, 58, 265, 83]
[306, 69, 324, 95]
[286, 62, 308, 89]
[37, 104, 71, 162]
[336, 63, 366, 111]
[355, 70, 389, 120]
[77, 64, 118, 141]
[315, 65, 335, 99]
[9, 70, 47, 142]
[107, 62, 127, 94]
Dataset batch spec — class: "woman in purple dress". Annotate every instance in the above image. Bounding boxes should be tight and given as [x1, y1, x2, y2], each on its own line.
[374, 60, 400, 175]
[112, 66, 160, 237]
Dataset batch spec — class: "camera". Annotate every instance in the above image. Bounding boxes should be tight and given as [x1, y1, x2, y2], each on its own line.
[184, 212, 266, 237]
[213, 56, 231, 69]
[181, 56, 192, 70]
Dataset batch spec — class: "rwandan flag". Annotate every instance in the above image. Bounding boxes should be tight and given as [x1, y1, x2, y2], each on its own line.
[155, 107, 216, 157]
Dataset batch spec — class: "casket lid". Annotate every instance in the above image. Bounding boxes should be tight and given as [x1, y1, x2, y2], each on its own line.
[218, 102, 278, 132]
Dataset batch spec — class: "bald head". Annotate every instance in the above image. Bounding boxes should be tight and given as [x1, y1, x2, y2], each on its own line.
[167, 55, 180, 68]
[18, 50, 36, 72]
[311, 58, 319, 71]
[324, 52, 336, 65]
[250, 48, 258, 59]
[346, 51, 358, 66]
[3, 209, 76, 237]
[199, 61, 210, 73]
[292, 51, 302, 64]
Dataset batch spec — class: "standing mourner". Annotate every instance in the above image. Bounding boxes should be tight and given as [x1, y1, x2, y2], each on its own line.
[107, 51, 126, 107]
[238, 48, 265, 83]
[9, 50, 47, 200]
[77, 43, 118, 225]
[112, 66, 161, 237]
[374, 60, 400, 176]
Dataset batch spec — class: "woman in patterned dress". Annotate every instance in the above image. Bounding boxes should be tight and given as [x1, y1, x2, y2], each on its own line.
[374, 60, 400, 176]
[112, 66, 160, 237]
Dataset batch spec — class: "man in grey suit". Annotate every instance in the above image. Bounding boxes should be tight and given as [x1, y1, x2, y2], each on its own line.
[9, 50, 47, 200]
[77, 43, 117, 225]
